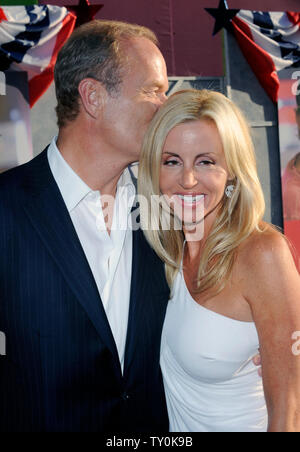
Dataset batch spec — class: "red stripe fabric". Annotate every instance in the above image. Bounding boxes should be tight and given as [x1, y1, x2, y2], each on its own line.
[232, 16, 279, 103]
[284, 220, 300, 272]
[0, 7, 7, 22]
[28, 12, 76, 107]
[286, 12, 300, 26]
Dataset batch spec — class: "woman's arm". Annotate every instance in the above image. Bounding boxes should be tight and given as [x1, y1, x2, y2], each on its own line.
[242, 231, 300, 432]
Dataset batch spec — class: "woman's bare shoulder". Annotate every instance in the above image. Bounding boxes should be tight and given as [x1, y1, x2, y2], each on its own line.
[235, 222, 299, 305]
[237, 223, 289, 270]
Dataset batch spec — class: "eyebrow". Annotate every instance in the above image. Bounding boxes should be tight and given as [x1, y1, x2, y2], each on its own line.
[162, 152, 215, 158]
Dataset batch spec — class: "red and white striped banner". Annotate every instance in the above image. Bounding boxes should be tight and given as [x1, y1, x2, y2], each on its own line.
[0, 5, 76, 106]
[232, 11, 300, 102]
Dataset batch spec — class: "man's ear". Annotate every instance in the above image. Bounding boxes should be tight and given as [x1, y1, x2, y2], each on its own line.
[78, 78, 107, 119]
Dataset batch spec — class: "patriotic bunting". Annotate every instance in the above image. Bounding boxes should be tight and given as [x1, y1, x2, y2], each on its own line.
[231, 11, 300, 103]
[0, 5, 76, 107]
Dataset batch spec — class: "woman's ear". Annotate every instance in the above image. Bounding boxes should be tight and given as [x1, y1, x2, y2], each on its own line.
[78, 78, 107, 119]
[227, 175, 237, 185]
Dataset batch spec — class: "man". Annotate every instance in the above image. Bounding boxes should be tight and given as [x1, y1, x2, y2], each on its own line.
[0, 19, 261, 432]
[0, 20, 170, 432]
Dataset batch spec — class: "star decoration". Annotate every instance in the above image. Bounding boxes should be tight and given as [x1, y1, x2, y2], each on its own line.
[66, 0, 103, 28]
[205, 0, 240, 36]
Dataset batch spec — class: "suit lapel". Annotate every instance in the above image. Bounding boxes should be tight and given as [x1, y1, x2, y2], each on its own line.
[123, 225, 152, 375]
[21, 150, 122, 378]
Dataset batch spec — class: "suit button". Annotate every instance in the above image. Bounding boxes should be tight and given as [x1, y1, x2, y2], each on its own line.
[122, 392, 130, 401]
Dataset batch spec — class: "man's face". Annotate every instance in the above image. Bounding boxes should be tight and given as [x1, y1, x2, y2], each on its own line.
[100, 37, 169, 162]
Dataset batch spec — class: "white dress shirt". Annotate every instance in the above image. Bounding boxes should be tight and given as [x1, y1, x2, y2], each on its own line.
[47, 137, 136, 372]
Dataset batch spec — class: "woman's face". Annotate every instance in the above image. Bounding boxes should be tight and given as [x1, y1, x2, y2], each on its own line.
[159, 119, 230, 233]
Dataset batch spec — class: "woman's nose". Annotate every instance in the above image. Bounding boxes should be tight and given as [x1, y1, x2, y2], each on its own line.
[180, 168, 198, 189]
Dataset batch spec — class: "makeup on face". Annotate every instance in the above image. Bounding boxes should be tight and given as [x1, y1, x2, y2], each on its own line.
[159, 120, 230, 230]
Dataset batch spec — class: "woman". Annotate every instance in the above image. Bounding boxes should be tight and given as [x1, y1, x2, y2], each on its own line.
[138, 90, 300, 432]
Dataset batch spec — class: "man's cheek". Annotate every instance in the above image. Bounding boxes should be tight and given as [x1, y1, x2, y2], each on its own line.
[146, 103, 160, 123]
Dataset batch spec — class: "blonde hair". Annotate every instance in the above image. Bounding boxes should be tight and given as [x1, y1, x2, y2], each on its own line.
[138, 89, 266, 294]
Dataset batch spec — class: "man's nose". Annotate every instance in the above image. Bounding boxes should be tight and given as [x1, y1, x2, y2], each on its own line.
[180, 168, 198, 188]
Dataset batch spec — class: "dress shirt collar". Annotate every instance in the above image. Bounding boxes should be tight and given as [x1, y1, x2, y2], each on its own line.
[47, 137, 136, 213]
[47, 137, 91, 212]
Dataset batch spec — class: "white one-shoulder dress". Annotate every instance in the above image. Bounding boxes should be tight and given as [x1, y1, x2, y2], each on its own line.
[160, 263, 268, 432]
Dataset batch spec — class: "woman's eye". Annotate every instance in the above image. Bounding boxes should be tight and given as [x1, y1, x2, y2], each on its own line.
[197, 160, 215, 166]
[163, 159, 180, 166]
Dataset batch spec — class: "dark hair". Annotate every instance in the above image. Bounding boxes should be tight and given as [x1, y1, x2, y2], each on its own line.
[54, 20, 158, 128]
[296, 81, 300, 107]
[294, 153, 300, 169]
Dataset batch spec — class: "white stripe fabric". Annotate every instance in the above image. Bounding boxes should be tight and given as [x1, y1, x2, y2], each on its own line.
[237, 10, 300, 72]
[0, 6, 69, 77]
[0, 5, 76, 105]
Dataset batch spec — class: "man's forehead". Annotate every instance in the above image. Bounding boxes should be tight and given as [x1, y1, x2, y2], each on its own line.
[121, 39, 167, 83]
[122, 37, 164, 66]
[123, 36, 158, 51]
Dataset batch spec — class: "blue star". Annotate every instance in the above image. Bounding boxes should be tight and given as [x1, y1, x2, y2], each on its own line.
[205, 0, 240, 36]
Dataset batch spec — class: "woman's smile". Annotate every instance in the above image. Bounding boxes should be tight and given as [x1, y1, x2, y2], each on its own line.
[160, 119, 229, 230]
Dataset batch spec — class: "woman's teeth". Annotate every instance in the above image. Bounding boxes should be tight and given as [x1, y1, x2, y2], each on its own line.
[177, 195, 204, 205]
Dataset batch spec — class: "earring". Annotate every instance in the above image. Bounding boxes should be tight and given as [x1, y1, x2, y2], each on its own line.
[225, 185, 235, 198]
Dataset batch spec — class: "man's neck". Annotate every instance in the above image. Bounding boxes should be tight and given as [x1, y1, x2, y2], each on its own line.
[56, 127, 132, 198]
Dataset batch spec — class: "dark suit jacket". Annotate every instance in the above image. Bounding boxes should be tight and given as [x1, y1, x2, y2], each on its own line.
[0, 149, 170, 432]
